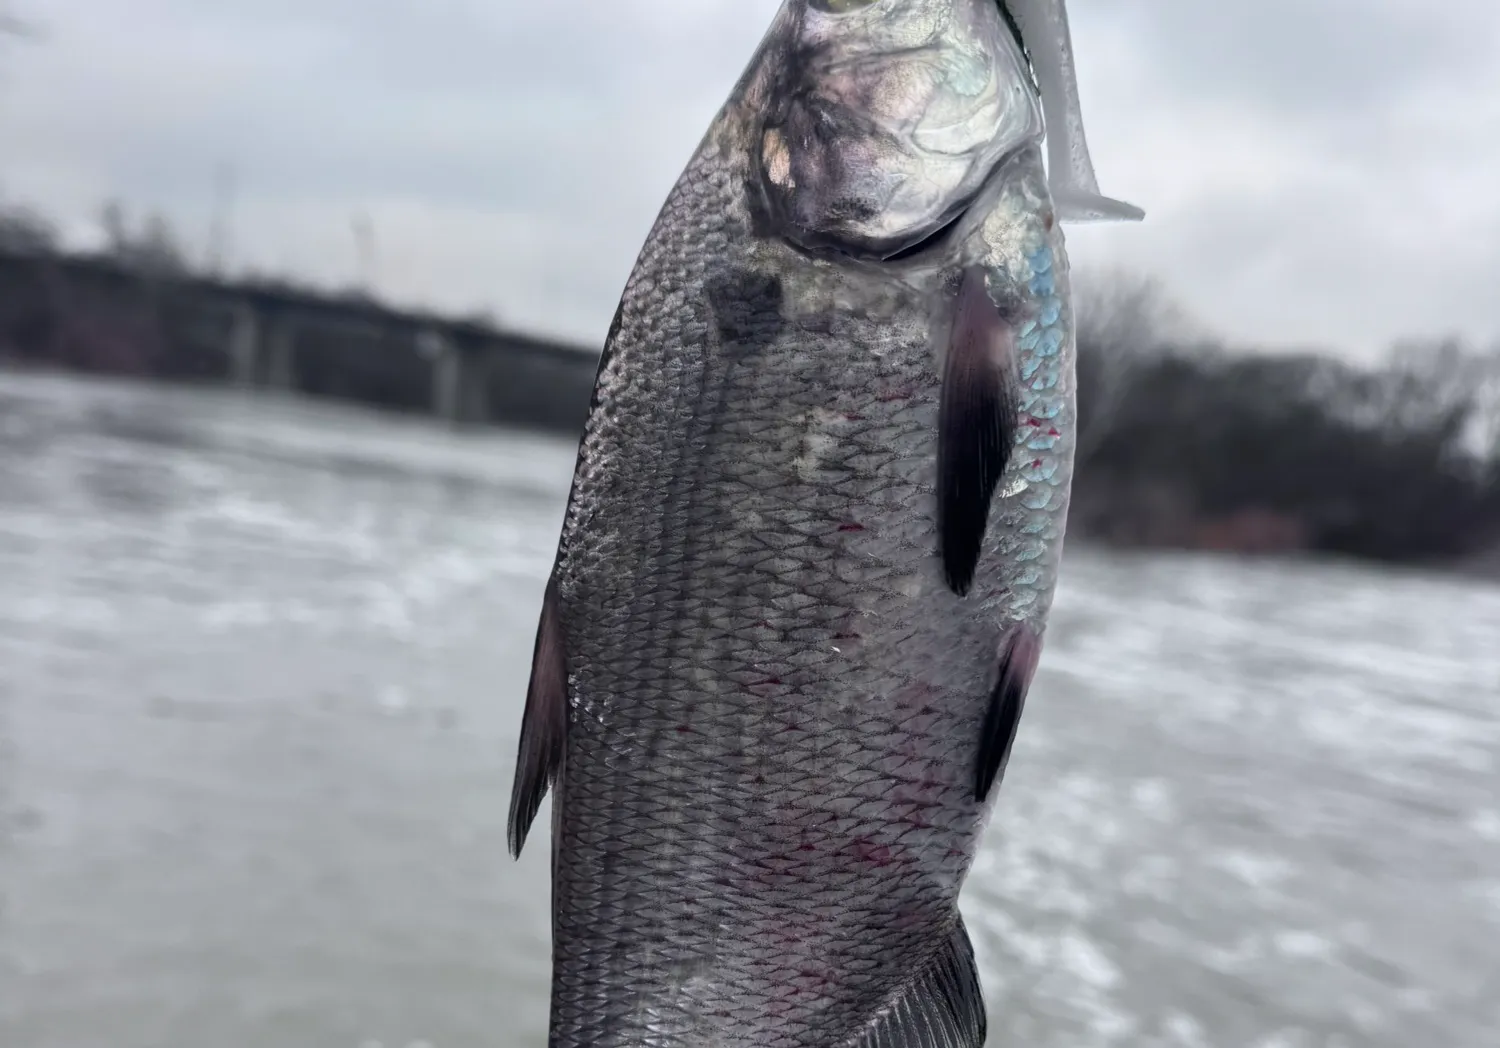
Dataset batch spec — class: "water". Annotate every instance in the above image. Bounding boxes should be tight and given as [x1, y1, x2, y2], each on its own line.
[1, 370, 1496, 1048]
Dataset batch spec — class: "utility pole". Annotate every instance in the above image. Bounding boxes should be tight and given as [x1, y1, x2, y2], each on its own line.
[0, 5, 34, 38]
[1, 7, 39, 95]
[351, 211, 376, 297]
[204, 162, 238, 278]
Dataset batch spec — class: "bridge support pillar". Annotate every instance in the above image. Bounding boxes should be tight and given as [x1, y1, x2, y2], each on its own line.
[423, 330, 470, 425]
[264, 320, 296, 391]
[228, 302, 261, 387]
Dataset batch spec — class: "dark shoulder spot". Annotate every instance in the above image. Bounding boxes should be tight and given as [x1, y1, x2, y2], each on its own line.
[704, 270, 785, 353]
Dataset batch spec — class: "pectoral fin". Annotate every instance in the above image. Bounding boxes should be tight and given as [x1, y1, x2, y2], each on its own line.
[938, 266, 1020, 597]
[506, 575, 569, 858]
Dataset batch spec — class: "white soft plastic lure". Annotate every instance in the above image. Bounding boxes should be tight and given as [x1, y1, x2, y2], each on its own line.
[1009, 0, 1145, 222]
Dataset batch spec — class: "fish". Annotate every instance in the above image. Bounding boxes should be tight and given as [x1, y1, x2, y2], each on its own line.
[507, 1, 1141, 1045]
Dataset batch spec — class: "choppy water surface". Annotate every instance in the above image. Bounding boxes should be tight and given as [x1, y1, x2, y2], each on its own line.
[1, 370, 1496, 1048]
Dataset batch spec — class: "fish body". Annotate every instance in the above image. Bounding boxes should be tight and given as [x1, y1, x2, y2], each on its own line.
[508, 2, 1140, 1045]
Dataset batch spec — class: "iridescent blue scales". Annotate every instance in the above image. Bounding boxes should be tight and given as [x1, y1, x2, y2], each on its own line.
[965, 165, 1076, 629]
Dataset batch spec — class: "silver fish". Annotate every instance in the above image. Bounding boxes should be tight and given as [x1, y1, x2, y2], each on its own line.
[508, 1, 1141, 1045]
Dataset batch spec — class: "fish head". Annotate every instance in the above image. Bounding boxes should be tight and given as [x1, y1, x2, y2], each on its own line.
[753, 0, 1043, 259]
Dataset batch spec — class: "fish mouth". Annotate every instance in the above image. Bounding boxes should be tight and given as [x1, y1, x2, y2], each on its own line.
[995, 2, 1024, 53]
[995, 1, 1041, 97]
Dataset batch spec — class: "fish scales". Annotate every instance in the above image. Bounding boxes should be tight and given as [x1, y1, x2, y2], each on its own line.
[508, 2, 1139, 1045]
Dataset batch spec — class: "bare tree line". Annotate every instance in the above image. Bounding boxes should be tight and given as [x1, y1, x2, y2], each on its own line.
[1070, 272, 1500, 562]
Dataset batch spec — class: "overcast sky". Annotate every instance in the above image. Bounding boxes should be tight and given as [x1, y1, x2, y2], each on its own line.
[2, 0, 1497, 359]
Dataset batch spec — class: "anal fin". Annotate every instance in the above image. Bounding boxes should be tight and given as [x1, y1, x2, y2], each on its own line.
[857, 918, 987, 1048]
[506, 575, 569, 858]
[937, 265, 1019, 597]
[975, 624, 1041, 803]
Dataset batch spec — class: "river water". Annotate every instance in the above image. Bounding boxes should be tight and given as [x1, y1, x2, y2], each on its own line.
[1, 370, 1496, 1048]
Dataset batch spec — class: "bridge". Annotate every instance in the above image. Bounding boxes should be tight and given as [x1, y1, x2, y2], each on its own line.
[0, 247, 600, 435]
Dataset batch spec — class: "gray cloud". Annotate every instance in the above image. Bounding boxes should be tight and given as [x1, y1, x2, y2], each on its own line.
[1104, 0, 1498, 115]
[1, 0, 1496, 359]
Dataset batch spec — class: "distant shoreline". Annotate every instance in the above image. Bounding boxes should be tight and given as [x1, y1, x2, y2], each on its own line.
[5, 240, 1499, 575]
[7, 358, 1497, 583]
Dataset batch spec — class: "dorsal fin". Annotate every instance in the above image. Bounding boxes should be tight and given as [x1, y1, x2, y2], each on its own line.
[506, 576, 569, 858]
[937, 266, 1020, 597]
[975, 624, 1041, 802]
[856, 918, 987, 1048]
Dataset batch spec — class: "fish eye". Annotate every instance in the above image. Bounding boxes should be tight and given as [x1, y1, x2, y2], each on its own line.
[808, 0, 881, 12]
